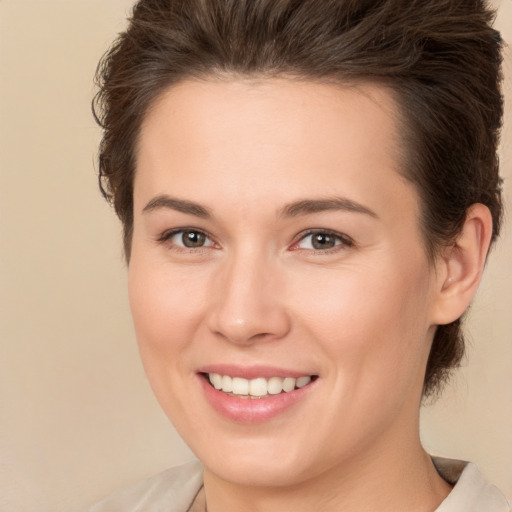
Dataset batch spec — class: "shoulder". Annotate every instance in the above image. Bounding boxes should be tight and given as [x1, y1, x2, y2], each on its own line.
[433, 457, 511, 512]
[82, 460, 203, 512]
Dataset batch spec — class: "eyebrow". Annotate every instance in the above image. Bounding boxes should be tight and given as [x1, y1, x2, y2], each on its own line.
[142, 194, 378, 220]
[142, 195, 212, 218]
[280, 197, 378, 219]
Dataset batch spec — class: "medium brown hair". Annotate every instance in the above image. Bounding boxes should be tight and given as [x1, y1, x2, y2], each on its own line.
[93, 0, 503, 397]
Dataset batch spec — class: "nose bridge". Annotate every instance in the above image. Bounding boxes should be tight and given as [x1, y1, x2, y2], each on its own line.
[207, 245, 289, 344]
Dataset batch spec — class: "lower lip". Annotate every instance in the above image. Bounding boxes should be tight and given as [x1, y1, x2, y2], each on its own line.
[199, 375, 315, 423]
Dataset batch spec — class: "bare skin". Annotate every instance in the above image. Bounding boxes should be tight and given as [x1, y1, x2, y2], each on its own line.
[129, 78, 491, 512]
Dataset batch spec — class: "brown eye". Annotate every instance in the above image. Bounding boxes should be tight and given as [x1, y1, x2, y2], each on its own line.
[311, 233, 337, 250]
[295, 230, 353, 251]
[181, 230, 206, 247]
[162, 229, 215, 249]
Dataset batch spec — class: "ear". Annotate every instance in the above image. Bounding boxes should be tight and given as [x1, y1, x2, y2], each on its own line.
[430, 204, 494, 325]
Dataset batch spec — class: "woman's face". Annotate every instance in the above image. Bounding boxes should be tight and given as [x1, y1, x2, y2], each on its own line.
[129, 78, 441, 486]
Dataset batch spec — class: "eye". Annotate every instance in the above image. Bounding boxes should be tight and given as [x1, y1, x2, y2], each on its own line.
[292, 230, 353, 251]
[159, 229, 216, 249]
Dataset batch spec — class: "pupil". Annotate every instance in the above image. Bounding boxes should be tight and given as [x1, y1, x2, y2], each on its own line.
[312, 233, 334, 250]
[183, 231, 205, 247]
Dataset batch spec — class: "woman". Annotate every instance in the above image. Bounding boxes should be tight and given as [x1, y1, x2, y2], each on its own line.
[87, 0, 509, 510]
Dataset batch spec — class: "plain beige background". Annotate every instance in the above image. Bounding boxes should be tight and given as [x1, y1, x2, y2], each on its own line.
[0, 1, 510, 511]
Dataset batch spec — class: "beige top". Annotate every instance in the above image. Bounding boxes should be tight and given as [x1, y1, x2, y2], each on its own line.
[84, 458, 511, 512]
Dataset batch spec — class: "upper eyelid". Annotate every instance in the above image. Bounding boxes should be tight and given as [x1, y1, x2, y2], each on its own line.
[288, 230, 354, 254]
[158, 227, 214, 241]
[156, 227, 353, 249]
[157, 228, 219, 252]
[293, 228, 353, 244]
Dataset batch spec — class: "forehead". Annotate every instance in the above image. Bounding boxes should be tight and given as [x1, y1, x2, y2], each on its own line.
[135, 78, 415, 219]
[138, 77, 403, 161]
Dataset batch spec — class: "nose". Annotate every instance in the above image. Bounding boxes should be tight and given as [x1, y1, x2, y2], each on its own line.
[206, 250, 291, 345]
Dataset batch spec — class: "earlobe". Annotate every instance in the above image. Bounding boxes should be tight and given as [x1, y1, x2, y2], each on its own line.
[431, 204, 493, 325]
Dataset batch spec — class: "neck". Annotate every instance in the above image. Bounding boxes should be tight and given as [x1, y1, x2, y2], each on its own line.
[202, 418, 451, 512]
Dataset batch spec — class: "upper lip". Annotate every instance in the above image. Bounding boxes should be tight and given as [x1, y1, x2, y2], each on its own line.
[197, 364, 317, 380]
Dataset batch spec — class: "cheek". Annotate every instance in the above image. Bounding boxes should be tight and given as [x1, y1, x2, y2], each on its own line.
[287, 263, 433, 448]
[128, 253, 207, 364]
[127, 252, 211, 425]
[287, 259, 432, 378]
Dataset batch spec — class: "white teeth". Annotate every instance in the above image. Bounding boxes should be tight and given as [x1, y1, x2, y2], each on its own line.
[296, 376, 311, 388]
[232, 377, 249, 395]
[282, 377, 296, 392]
[221, 375, 233, 392]
[267, 377, 284, 395]
[207, 373, 313, 397]
[249, 378, 267, 397]
[209, 373, 222, 390]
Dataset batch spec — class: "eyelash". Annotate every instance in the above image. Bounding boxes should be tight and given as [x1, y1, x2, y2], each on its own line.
[157, 228, 218, 252]
[290, 229, 354, 253]
[157, 228, 354, 253]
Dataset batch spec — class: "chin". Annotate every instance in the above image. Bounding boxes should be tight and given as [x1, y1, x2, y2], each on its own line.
[184, 428, 330, 488]
[203, 452, 314, 488]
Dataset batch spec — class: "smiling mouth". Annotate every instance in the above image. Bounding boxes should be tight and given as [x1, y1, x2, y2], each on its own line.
[204, 373, 318, 399]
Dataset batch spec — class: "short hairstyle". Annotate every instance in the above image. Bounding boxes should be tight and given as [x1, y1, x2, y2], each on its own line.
[93, 0, 504, 398]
